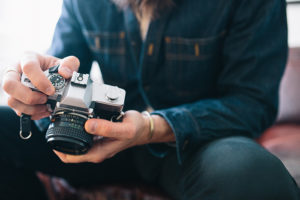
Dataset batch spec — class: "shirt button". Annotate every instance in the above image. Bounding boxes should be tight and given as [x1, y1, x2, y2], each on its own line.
[147, 43, 154, 56]
[182, 140, 189, 151]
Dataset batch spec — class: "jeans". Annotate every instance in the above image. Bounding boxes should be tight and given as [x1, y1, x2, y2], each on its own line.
[0, 106, 299, 200]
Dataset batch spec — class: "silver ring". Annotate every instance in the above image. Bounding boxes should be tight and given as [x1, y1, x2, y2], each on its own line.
[19, 130, 32, 140]
[5, 69, 21, 76]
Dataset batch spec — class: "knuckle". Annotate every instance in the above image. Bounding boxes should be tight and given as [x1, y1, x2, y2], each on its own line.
[22, 61, 36, 74]
[7, 97, 16, 108]
[24, 95, 34, 105]
[68, 55, 80, 67]
[2, 79, 16, 93]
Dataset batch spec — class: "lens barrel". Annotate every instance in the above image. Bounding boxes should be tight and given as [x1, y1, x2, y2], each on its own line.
[45, 112, 93, 155]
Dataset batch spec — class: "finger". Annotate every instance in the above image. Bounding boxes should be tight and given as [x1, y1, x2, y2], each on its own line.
[58, 56, 80, 79]
[13, 109, 50, 120]
[31, 112, 51, 120]
[3, 72, 48, 105]
[20, 53, 58, 95]
[53, 139, 124, 163]
[53, 150, 92, 164]
[7, 97, 49, 116]
[85, 119, 135, 139]
[83, 139, 124, 163]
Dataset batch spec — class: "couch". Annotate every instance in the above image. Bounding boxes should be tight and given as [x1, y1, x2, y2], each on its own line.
[259, 47, 300, 185]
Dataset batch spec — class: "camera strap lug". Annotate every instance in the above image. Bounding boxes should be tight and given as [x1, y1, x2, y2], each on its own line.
[114, 112, 124, 122]
[20, 114, 32, 140]
[48, 64, 60, 73]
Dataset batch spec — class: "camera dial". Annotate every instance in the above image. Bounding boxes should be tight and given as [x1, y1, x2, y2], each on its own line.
[48, 73, 65, 91]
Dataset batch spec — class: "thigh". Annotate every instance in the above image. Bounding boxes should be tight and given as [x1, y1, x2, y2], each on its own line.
[0, 106, 140, 186]
[153, 136, 300, 200]
[181, 136, 300, 200]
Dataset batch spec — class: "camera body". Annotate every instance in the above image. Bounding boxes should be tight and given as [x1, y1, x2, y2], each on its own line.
[21, 65, 126, 155]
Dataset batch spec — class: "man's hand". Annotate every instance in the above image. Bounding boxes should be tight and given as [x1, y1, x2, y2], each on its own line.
[2, 52, 80, 120]
[54, 110, 152, 163]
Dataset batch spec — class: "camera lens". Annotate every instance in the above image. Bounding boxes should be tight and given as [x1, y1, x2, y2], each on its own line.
[45, 112, 93, 155]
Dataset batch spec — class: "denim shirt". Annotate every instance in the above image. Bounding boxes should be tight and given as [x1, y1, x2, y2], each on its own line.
[44, 0, 287, 164]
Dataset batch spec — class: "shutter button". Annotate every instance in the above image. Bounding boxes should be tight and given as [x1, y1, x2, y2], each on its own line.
[106, 87, 119, 102]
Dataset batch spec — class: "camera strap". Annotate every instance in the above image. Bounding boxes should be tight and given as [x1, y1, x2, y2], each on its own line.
[20, 114, 32, 140]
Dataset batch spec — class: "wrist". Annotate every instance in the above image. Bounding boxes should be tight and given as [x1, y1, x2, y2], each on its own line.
[141, 111, 154, 142]
[141, 111, 175, 144]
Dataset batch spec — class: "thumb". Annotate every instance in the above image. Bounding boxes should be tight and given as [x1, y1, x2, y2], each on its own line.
[58, 56, 80, 79]
[85, 119, 134, 139]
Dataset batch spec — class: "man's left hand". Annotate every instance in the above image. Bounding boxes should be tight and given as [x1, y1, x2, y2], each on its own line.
[54, 110, 150, 163]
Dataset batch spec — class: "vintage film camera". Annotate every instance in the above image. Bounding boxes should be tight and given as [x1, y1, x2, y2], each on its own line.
[21, 65, 126, 155]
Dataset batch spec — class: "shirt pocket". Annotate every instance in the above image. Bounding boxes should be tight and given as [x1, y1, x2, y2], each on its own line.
[83, 30, 129, 85]
[163, 31, 225, 98]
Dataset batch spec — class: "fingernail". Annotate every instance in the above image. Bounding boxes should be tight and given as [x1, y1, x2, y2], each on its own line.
[45, 86, 54, 95]
[87, 121, 97, 133]
[60, 67, 72, 77]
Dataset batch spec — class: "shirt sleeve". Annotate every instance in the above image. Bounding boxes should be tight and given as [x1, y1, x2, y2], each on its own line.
[47, 0, 93, 73]
[152, 0, 288, 164]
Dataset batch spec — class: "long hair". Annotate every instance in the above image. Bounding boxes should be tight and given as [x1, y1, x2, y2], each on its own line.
[111, 0, 174, 19]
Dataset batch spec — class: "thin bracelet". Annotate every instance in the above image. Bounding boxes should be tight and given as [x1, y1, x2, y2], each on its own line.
[142, 111, 154, 140]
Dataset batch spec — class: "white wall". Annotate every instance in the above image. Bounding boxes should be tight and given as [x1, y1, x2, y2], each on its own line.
[0, 0, 62, 65]
[287, 4, 300, 47]
[0, 0, 62, 104]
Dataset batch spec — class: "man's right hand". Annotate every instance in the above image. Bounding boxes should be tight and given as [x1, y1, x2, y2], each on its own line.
[2, 52, 80, 120]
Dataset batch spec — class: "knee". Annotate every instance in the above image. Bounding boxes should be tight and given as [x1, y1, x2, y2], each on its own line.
[182, 137, 299, 200]
[200, 137, 276, 179]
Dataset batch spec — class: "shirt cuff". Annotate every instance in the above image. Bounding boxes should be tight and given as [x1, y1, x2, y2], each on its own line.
[151, 107, 201, 165]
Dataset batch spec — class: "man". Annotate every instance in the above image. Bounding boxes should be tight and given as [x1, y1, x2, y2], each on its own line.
[1, 0, 299, 199]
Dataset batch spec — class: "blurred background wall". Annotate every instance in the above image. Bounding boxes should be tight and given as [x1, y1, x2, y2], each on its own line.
[0, 0, 62, 104]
